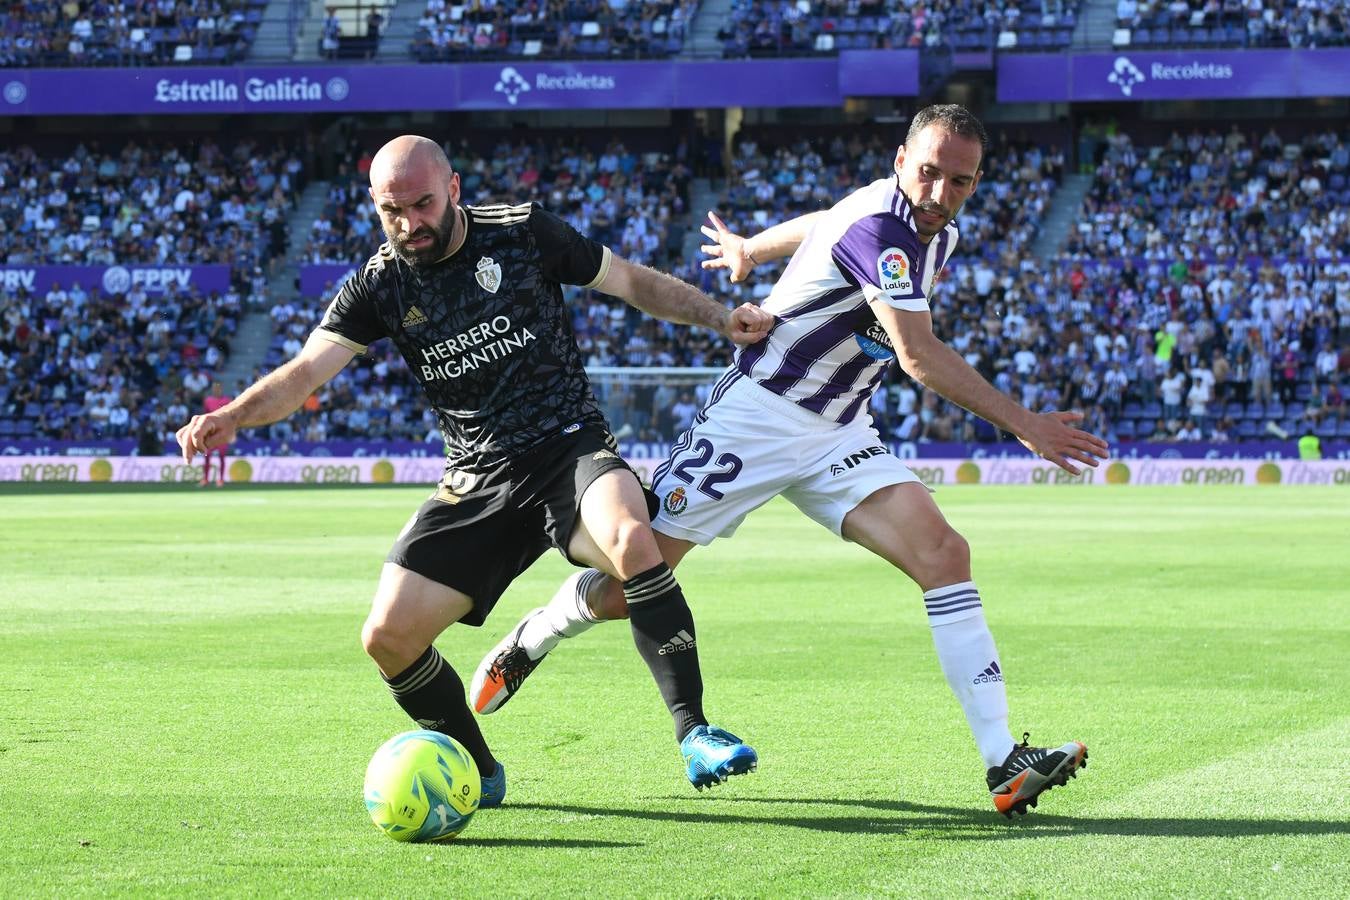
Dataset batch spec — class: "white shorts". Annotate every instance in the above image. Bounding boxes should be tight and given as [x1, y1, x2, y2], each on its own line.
[650, 374, 924, 545]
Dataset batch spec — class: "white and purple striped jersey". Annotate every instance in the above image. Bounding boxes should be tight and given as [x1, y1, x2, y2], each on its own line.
[734, 176, 959, 424]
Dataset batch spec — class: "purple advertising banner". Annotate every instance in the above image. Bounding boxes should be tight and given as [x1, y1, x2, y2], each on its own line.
[299, 264, 360, 298]
[0, 264, 231, 296]
[836, 49, 920, 97]
[673, 58, 844, 107]
[457, 61, 674, 110]
[998, 48, 1350, 103]
[0, 52, 918, 117]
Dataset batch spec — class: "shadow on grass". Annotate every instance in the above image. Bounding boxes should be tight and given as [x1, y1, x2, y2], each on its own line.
[508, 798, 1350, 840]
[452, 838, 641, 848]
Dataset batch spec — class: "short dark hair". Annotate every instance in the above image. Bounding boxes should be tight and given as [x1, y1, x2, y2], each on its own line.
[905, 104, 987, 160]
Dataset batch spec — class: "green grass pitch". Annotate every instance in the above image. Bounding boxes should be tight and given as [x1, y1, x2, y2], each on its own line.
[0, 484, 1346, 897]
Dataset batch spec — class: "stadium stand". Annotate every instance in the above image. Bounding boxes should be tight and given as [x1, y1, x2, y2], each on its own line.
[3, 125, 1346, 446]
[718, 0, 1083, 56]
[1056, 124, 1349, 443]
[0, 0, 267, 67]
[0, 275, 244, 442]
[0, 137, 305, 442]
[1115, 0, 1350, 50]
[410, 0, 701, 60]
[0, 139, 304, 269]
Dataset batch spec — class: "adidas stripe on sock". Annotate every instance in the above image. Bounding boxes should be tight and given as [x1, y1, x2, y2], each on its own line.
[624, 562, 706, 742]
[382, 645, 497, 776]
[924, 581, 1016, 768]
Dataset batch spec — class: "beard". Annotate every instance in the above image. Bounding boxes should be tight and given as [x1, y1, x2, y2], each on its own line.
[388, 202, 458, 266]
[911, 200, 954, 238]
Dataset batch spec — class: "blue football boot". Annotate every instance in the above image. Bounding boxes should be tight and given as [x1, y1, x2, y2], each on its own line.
[479, 762, 507, 809]
[680, 725, 758, 790]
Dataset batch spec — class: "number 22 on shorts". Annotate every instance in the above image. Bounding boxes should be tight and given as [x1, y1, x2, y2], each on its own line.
[669, 438, 743, 500]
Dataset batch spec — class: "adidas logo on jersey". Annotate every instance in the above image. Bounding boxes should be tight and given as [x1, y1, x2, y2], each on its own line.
[973, 660, 1003, 684]
[658, 629, 696, 655]
[402, 305, 429, 328]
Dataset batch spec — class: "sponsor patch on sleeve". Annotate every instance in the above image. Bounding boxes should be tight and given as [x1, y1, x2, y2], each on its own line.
[876, 247, 914, 294]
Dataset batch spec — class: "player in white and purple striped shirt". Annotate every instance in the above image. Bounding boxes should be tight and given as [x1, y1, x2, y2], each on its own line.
[473, 105, 1108, 816]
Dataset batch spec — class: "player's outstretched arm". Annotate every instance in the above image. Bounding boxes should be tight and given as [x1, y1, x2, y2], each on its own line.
[176, 335, 355, 464]
[699, 210, 825, 283]
[873, 301, 1110, 475]
[594, 255, 773, 346]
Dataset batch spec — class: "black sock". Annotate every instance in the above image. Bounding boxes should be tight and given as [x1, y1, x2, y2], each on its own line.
[382, 646, 497, 776]
[624, 563, 706, 742]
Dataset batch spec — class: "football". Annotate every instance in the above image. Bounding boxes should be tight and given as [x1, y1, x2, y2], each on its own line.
[363, 730, 481, 843]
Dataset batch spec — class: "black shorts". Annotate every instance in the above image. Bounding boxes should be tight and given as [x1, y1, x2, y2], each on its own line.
[388, 425, 657, 627]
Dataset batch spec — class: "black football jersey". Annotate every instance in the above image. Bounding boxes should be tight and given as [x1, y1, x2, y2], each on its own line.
[316, 202, 611, 471]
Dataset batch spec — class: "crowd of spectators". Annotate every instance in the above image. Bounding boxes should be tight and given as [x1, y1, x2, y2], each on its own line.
[0, 0, 266, 67]
[0, 277, 244, 443]
[0, 137, 306, 444]
[0, 138, 303, 271]
[411, 0, 699, 60]
[3, 125, 1347, 449]
[1116, 0, 1350, 49]
[1038, 125, 1350, 443]
[718, 0, 1080, 56]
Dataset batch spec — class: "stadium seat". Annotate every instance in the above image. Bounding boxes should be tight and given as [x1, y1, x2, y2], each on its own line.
[1113, 27, 1131, 46]
[997, 30, 1018, 48]
[523, 39, 542, 55]
[173, 45, 193, 62]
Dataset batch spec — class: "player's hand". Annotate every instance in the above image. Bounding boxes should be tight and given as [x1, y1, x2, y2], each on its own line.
[723, 302, 774, 345]
[700, 212, 756, 283]
[1016, 411, 1110, 476]
[176, 412, 238, 464]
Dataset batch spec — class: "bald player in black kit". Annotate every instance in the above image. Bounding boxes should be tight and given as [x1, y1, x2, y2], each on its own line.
[177, 135, 774, 807]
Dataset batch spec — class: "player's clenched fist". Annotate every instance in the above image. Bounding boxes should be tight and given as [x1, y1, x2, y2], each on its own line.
[176, 413, 237, 464]
[724, 302, 774, 345]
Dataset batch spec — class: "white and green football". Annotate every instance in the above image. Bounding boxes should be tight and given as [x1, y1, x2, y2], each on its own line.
[363, 730, 480, 843]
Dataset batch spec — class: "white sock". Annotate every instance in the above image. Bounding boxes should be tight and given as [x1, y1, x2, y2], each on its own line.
[924, 580, 1016, 768]
[518, 569, 605, 660]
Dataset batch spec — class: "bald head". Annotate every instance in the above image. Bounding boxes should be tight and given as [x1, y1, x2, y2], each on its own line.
[369, 135, 452, 192]
[368, 135, 463, 266]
